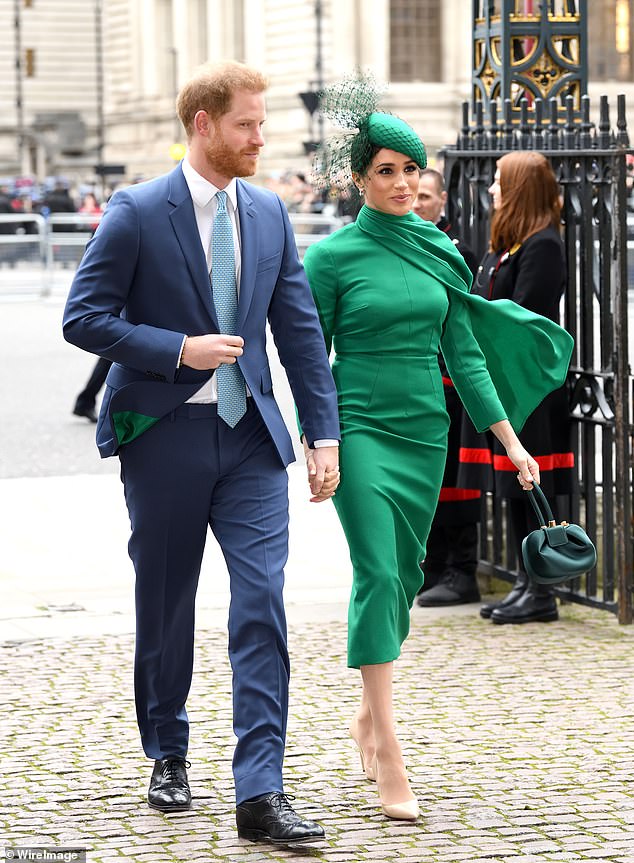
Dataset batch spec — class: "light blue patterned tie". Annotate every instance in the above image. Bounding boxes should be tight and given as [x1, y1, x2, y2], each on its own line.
[211, 190, 247, 427]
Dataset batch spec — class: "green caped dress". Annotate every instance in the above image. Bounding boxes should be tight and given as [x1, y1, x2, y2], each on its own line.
[303, 205, 573, 668]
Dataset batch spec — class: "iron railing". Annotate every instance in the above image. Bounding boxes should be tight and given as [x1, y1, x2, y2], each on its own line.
[442, 93, 633, 623]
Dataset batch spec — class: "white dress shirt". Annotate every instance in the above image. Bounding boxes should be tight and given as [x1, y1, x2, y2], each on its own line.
[179, 158, 337, 449]
[181, 157, 241, 404]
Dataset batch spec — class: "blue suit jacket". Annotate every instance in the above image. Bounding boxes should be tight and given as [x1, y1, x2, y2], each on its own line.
[63, 164, 340, 463]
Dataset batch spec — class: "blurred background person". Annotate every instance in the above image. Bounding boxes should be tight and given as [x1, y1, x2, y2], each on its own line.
[78, 191, 103, 234]
[0, 183, 13, 214]
[43, 178, 76, 219]
[72, 190, 108, 421]
[412, 169, 478, 272]
[0, 183, 17, 267]
[72, 357, 111, 422]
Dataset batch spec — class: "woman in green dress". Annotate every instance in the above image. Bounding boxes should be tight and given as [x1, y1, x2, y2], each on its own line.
[301, 84, 572, 822]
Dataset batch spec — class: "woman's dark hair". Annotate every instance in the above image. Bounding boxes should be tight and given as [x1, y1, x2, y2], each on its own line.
[352, 141, 383, 178]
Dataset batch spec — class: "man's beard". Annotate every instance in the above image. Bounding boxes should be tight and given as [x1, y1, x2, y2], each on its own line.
[205, 134, 259, 179]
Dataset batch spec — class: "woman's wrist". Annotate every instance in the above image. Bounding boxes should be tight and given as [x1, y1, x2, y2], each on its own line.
[489, 418, 516, 449]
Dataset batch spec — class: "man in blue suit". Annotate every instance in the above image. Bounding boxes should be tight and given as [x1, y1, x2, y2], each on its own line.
[63, 61, 340, 846]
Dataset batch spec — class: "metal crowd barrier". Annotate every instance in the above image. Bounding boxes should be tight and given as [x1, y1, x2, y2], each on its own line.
[0, 210, 340, 299]
[288, 213, 344, 258]
[44, 213, 102, 295]
[0, 212, 102, 298]
[0, 214, 48, 297]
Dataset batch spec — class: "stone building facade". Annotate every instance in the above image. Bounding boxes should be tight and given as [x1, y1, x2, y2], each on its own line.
[0, 0, 632, 187]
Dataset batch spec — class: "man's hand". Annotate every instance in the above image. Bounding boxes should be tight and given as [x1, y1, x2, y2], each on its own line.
[304, 442, 340, 503]
[181, 334, 244, 370]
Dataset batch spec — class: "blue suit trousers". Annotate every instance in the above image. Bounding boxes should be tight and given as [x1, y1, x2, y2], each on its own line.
[118, 399, 290, 804]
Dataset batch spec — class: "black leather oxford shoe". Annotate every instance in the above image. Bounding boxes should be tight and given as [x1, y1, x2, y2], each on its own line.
[147, 758, 191, 812]
[236, 792, 325, 845]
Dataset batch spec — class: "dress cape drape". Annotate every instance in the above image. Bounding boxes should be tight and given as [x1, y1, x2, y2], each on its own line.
[354, 206, 574, 433]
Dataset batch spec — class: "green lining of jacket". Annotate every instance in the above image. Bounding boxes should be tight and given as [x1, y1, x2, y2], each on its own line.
[113, 411, 161, 446]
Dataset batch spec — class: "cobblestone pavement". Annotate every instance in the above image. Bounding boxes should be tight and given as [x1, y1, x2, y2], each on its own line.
[2, 605, 634, 863]
[3, 298, 634, 862]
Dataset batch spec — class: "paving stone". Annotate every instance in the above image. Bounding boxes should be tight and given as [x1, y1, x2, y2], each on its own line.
[3, 608, 634, 861]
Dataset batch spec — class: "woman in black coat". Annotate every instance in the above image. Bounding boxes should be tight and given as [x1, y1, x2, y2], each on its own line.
[458, 151, 575, 624]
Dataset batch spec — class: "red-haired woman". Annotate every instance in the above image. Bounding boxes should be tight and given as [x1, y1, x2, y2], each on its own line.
[458, 150, 576, 624]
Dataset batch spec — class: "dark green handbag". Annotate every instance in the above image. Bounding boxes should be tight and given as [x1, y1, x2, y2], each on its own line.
[521, 483, 597, 585]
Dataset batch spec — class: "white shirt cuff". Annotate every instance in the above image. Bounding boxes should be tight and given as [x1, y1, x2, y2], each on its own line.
[176, 335, 187, 369]
[313, 439, 339, 447]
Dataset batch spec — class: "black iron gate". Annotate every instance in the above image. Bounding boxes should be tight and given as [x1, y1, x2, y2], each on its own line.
[442, 93, 633, 623]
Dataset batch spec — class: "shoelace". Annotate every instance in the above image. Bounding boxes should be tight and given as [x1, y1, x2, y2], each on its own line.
[269, 792, 297, 814]
[161, 758, 191, 782]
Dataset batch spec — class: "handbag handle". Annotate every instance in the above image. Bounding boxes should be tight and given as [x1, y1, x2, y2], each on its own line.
[525, 482, 556, 527]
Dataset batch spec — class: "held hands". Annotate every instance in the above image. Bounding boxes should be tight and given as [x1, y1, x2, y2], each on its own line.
[303, 440, 340, 503]
[181, 334, 244, 370]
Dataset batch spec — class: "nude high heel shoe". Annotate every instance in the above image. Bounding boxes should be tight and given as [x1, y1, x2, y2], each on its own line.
[349, 722, 376, 781]
[375, 757, 419, 821]
[381, 797, 419, 821]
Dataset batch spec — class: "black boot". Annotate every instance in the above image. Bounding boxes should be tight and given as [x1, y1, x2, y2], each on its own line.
[417, 569, 480, 606]
[417, 521, 450, 596]
[416, 564, 442, 596]
[480, 572, 529, 620]
[490, 582, 558, 624]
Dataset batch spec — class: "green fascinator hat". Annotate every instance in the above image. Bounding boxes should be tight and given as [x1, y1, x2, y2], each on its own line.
[352, 112, 427, 174]
[312, 72, 427, 188]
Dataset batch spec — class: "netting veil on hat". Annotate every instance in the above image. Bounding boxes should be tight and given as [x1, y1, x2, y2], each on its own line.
[311, 72, 427, 190]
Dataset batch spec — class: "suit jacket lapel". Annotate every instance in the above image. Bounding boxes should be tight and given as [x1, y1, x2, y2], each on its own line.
[237, 180, 258, 329]
[167, 165, 218, 328]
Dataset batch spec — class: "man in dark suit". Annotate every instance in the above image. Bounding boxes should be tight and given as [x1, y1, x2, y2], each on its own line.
[63, 61, 340, 846]
[412, 169, 482, 607]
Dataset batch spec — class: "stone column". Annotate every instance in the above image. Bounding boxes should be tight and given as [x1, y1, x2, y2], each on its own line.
[359, 0, 389, 79]
[207, 0, 242, 62]
[243, 0, 266, 68]
[139, 0, 158, 95]
[441, 0, 472, 89]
